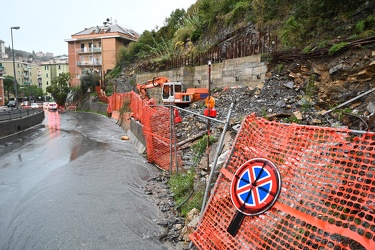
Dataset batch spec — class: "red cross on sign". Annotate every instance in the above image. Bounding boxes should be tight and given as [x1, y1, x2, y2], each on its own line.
[230, 158, 282, 216]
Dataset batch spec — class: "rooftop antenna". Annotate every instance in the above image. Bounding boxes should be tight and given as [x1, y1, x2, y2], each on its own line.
[103, 18, 112, 26]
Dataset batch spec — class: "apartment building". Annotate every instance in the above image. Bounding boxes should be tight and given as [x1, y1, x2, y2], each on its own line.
[65, 19, 139, 87]
[0, 40, 5, 60]
[38, 56, 69, 93]
[0, 60, 36, 86]
[0, 57, 69, 103]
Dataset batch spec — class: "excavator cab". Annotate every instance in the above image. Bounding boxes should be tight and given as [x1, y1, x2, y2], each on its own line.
[136, 76, 208, 106]
[162, 82, 185, 103]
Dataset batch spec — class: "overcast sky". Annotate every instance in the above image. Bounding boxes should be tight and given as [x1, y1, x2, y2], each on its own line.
[1, 0, 196, 56]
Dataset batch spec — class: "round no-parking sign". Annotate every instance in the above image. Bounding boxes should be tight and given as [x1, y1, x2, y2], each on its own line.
[230, 158, 281, 216]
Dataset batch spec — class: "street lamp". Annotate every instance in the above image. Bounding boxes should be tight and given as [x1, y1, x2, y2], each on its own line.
[11, 26, 20, 106]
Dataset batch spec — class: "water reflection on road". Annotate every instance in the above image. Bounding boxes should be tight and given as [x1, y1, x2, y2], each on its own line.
[46, 110, 60, 138]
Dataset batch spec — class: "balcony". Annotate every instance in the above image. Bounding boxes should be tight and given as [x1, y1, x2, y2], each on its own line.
[76, 47, 102, 54]
[0, 66, 6, 75]
[76, 60, 102, 66]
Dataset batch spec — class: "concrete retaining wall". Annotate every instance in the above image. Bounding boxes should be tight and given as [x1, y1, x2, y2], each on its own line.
[111, 110, 146, 154]
[81, 99, 108, 114]
[136, 55, 267, 104]
[0, 111, 45, 138]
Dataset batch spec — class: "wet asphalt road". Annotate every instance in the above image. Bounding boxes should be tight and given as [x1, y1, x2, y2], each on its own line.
[0, 111, 169, 250]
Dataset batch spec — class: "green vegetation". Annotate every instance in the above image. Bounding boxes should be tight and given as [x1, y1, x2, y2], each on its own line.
[191, 135, 217, 165]
[46, 72, 71, 106]
[333, 107, 353, 120]
[305, 75, 316, 99]
[20, 85, 45, 102]
[113, 0, 373, 73]
[168, 134, 217, 215]
[355, 15, 375, 37]
[281, 116, 300, 124]
[169, 169, 202, 216]
[328, 42, 349, 56]
[80, 69, 100, 94]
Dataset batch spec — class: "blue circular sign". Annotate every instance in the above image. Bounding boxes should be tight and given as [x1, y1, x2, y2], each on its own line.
[230, 158, 281, 216]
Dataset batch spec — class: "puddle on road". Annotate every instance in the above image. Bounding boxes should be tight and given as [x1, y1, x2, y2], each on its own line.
[69, 131, 108, 162]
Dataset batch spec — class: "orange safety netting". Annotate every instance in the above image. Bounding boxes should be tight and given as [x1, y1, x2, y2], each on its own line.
[190, 113, 375, 250]
[108, 91, 182, 171]
[142, 104, 182, 171]
[106, 92, 132, 114]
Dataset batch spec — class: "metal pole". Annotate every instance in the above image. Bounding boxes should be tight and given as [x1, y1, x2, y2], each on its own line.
[201, 102, 234, 212]
[169, 102, 173, 172]
[206, 60, 212, 172]
[321, 88, 375, 115]
[172, 107, 178, 173]
[11, 26, 20, 106]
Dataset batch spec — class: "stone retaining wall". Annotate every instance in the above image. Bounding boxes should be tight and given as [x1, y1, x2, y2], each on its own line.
[136, 55, 267, 104]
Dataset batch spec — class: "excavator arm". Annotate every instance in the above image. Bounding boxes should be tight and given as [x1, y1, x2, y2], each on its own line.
[136, 77, 170, 100]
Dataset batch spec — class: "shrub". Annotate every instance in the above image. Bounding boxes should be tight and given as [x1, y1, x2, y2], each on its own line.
[191, 135, 216, 165]
[328, 42, 348, 55]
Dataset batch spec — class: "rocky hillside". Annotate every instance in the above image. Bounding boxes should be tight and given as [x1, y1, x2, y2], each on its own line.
[174, 45, 375, 150]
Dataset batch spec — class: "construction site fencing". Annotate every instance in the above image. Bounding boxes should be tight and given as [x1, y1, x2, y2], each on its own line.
[190, 114, 375, 250]
[107, 91, 181, 171]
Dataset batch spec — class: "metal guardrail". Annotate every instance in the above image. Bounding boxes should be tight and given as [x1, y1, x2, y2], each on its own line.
[0, 108, 44, 122]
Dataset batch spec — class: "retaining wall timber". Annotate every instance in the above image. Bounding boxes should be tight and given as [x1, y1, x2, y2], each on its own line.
[0, 111, 45, 138]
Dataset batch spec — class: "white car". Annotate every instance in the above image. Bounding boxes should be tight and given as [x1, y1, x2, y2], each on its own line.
[31, 103, 39, 109]
[43, 102, 49, 109]
[48, 102, 58, 111]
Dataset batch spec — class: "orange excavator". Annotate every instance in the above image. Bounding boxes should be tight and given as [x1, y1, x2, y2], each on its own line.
[136, 76, 209, 106]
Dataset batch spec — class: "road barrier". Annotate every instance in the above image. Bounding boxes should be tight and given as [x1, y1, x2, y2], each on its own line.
[0, 108, 44, 137]
[189, 113, 375, 250]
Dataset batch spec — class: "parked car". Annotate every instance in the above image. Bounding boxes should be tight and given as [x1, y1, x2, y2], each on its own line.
[43, 102, 49, 109]
[47, 102, 58, 111]
[7, 100, 16, 107]
[30, 103, 39, 109]
[21, 101, 30, 108]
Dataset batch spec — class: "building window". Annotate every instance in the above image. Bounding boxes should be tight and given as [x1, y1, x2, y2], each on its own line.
[46, 81, 49, 85]
[58, 65, 61, 69]
[46, 73, 48, 78]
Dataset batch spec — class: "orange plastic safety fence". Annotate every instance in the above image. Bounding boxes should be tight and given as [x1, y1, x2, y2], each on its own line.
[117, 91, 182, 171]
[141, 104, 182, 171]
[190, 114, 375, 250]
[129, 91, 144, 122]
[107, 92, 133, 114]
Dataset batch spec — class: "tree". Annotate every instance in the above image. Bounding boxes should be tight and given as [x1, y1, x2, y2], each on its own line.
[80, 69, 99, 94]
[21, 85, 44, 102]
[46, 72, 71, 106]
[3, 75, 17, 100]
